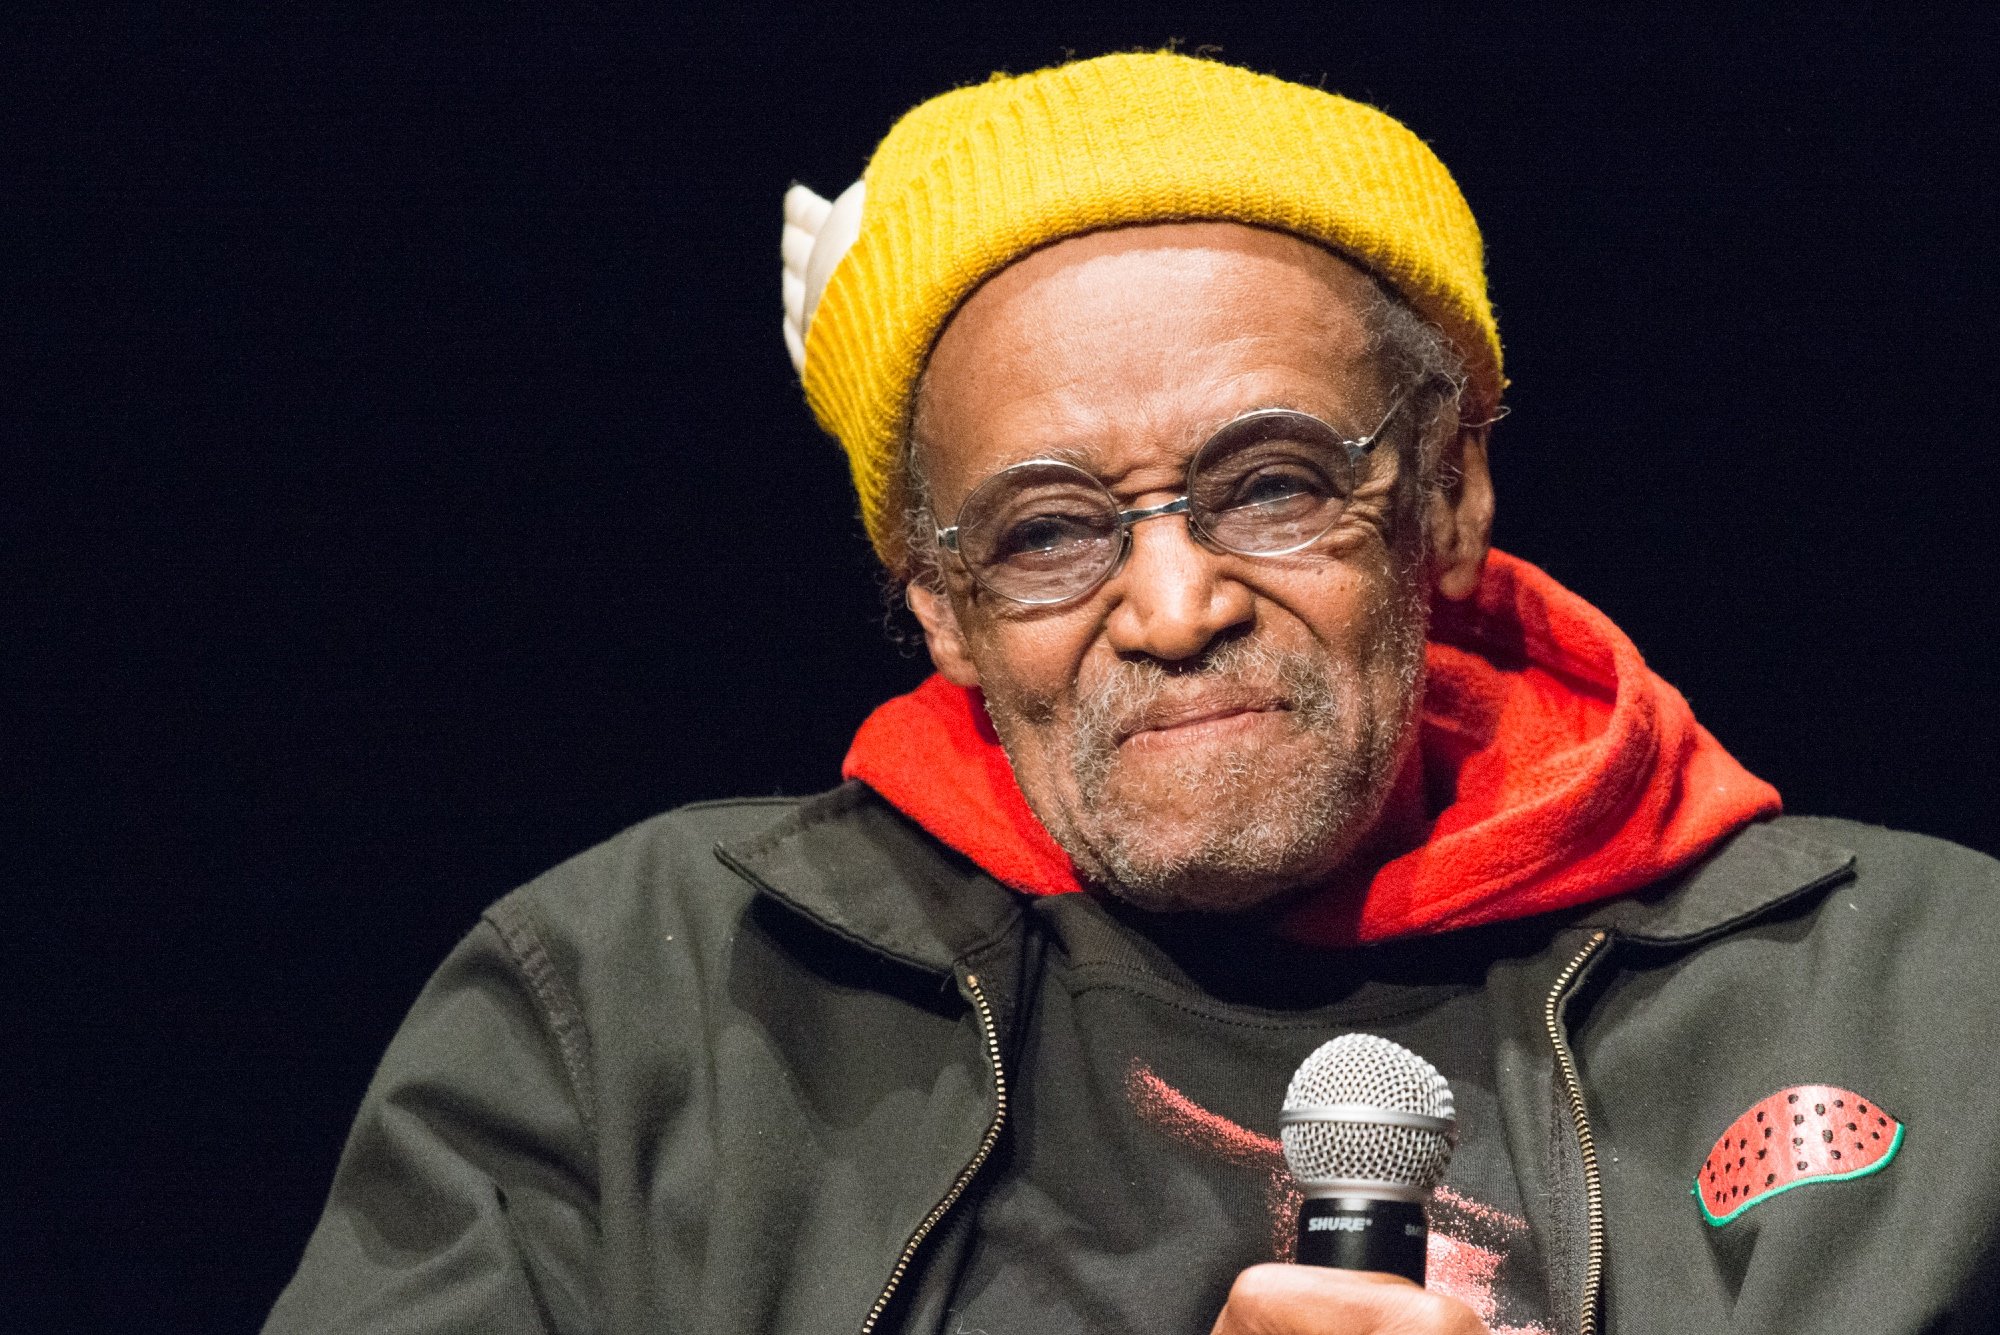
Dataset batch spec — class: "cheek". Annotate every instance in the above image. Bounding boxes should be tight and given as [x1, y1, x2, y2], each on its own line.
[1262, 558, 1412, 649]
[962, 611, 1100, 721]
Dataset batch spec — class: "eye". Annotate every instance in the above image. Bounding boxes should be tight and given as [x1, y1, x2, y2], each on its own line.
[1218, 461, 1334, 512]
[991, 507, 1114, 565]
[1191, 420, 1356, 553]
[1202, 447, 1343, 522]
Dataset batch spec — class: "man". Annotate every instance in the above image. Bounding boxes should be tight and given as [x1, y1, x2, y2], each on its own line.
[266, 52, 2000, 1334]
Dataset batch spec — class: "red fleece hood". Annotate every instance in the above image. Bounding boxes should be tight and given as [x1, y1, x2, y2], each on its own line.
[842, 549, 1780, 945]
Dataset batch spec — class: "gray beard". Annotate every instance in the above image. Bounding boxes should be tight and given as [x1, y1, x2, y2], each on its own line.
[988, 595, 1428, 914]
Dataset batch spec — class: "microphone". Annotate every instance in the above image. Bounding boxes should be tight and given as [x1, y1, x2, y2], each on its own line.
[1279, 1033, 1457, 1283]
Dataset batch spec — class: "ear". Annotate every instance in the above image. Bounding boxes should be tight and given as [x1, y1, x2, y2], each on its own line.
[905, 581, 983, 688]
[1427, 423, 1496, 601]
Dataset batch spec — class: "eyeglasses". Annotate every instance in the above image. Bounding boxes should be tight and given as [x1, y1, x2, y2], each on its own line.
[935, 388, 1414, 606]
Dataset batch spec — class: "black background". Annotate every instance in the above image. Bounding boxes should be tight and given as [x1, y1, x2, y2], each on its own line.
[8, 6, 1997, 1330]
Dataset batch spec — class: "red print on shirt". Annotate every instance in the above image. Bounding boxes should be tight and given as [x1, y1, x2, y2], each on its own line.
[1126, 1061, 1553, 1335]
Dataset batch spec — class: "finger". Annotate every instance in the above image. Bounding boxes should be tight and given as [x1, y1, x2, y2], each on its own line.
[1209, 1263, 1489, 1335]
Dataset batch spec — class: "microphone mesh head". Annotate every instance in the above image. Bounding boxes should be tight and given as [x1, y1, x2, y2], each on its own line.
[1281, 1033, 1456, 1192]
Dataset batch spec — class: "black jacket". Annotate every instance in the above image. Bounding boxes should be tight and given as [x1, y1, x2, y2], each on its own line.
[264, 783, 2000, 1334]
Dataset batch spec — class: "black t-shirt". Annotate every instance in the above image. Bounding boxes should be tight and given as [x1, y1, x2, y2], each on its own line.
[942, 894, 1555, 1335]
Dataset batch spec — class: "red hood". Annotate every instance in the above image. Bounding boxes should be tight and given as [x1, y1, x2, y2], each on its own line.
[842, 549, 1781, 945]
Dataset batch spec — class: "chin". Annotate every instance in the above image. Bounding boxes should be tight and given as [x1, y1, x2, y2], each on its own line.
[1079, 809, 1371, 914]
[1053, 749, 1390, 914]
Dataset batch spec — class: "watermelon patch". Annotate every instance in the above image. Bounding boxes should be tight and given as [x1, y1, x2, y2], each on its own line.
[1694, 1084, 1903, 1226]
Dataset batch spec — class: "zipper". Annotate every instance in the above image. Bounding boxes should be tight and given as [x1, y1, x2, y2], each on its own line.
[858, 968, 1010, 1335]
[1543, 928, 1610, 1335]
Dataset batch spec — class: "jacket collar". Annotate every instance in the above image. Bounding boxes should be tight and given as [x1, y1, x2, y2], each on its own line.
[1580, 818, 1856, 945]
[722, 784, 1854, 973]
[714, 781, 1021, 977]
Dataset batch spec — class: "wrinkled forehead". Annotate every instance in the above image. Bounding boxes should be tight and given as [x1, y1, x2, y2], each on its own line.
[910, 223, 1394, 508]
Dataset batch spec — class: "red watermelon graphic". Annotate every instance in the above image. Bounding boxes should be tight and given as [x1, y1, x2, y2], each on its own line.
[1695, 1084, 1903, 1225]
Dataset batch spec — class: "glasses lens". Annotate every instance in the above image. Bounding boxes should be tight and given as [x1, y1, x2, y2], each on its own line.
[1189, 411, 1360, 555]
[953, 462, 1121, 603]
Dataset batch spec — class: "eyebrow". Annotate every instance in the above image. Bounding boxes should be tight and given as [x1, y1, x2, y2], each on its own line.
[1026, 440, 1101, 470]
[1024, 402, 1330, 472]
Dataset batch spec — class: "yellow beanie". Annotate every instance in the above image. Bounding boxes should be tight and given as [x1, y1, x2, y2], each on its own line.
[782, 51, 1500, 569]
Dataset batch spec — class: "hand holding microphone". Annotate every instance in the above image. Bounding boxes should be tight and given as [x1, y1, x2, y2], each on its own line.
[1207, 1034, 1489, 1335]
[1206, 1265, 1488, 1335]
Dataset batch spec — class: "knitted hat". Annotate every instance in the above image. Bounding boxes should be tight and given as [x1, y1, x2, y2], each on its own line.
[781, 51, 1500, 570]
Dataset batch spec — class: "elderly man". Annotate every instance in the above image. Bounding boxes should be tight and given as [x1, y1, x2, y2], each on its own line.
[266, 52, 2000, 1335]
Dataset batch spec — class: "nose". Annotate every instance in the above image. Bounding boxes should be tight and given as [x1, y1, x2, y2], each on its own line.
[1102, 510, 1255, 661]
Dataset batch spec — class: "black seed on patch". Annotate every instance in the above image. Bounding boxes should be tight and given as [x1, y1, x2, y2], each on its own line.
[1738, 1157, 1746, 1167]
[1859, 1104, 1869, 1114]
[1766, 1173, 1776, 1185]
[1764, 1127, 1774, 1138]
[1822, 1129, 1834, 1143]
[1740, 1138, 1748, 1149]
[1877, 1116, 1887, 1125]
[1847, 1123, 1857, 1131]
[1831, 1150, 1842, 1159]
[1872, 1131, 1881, 1140]
[1815, 1103, 1826, 1115]
[1788, 1093, 1800, 1103]
[1794, 1113, 1806, 1124]
[1758, 1148, 1767, 1159]
[1793, 1136, 1804, 1147]
[1797, 1160, 1810, 1170]
[1835, 1099, 1845, 1108]
[1756, 1111, 1766, 1122]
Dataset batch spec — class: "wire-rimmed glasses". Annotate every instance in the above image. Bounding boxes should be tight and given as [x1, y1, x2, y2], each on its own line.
[935, 388, 1414, 606]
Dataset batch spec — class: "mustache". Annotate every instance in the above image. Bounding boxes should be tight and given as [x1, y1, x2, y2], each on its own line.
[1072, 636, 1340, 748]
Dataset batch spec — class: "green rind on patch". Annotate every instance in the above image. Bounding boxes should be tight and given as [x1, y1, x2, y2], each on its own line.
[1694, 1122, 1905, 1227]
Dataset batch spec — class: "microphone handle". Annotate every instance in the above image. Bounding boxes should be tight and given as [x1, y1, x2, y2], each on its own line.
[1294, 1197, 1427, 1283]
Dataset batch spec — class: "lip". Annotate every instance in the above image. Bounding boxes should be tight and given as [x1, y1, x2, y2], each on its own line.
[1118, 698, 1287, 746]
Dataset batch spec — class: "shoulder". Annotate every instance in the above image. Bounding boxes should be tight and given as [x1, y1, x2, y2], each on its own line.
[469, 781, 1002, 1011]
[1631, 815, 2000, 1028]
[1601, 814, 2000, 1012]
[504, 794, 802, 910]
[1771, 813, 2000, 887]
[478, 794, 812, 976]
[1763, 813, 2000, 932]
[1766, 816, 2000, 989]
[461, 791, 870, 1114]
[1626, 814, 2000, 940]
